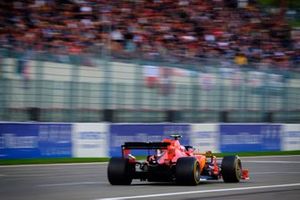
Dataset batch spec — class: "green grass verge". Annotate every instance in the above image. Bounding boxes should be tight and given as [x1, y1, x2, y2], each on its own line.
[0, 150, 299, 165]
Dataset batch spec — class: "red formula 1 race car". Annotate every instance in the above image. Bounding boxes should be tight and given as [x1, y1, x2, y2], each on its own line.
[107, 135, 249, 185]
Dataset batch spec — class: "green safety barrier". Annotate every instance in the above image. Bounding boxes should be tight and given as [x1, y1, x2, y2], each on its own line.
[0, 48, 299, 122]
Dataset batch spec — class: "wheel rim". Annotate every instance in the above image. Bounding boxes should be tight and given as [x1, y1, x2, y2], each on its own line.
[194, 162, 201, 183]
[235, 161, 242, 180]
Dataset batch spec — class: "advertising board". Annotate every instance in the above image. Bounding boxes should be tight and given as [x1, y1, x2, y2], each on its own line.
[0, 123, 72, 158]
[190, 124, 219, 153]
[282, 124, 300, 151]
[220, 124, 281, 152]
[72, 123, 109, 157]
[38, 123, 72, 158]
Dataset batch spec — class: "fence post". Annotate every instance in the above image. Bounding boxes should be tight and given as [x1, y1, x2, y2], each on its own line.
[0, 49, 5, 120]
[134, 61, 142, 112]
[35, 52, 44, 121]
[191, 69, 199, 122]
[69, 55, 80, 122]
[219, 68, 225, 122]
[103, 50, 112, 121]
[262, 72, 269, 122]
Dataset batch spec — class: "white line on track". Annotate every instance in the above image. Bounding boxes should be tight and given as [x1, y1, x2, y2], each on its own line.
[37, 181, 107, 187]
[243, 160, 300, 164]
[251, 172, 300, 175]
[96, 183, 300, 200]
[241, 155, 300, 159]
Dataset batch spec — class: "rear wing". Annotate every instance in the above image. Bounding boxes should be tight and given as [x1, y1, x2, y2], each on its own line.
[122, 142, 170, 150]
[121, 142, 171, 158]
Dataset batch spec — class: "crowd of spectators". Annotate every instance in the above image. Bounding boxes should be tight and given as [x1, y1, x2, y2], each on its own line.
[0, 0, 299, 69]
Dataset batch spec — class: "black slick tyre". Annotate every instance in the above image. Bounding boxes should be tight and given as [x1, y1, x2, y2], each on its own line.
[107, 157, 133, 185]
[221, 155, 242, 183]
[176, 157, 201, 185]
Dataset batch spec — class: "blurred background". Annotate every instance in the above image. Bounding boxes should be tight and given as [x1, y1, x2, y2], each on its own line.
[0, 0, 300, 123]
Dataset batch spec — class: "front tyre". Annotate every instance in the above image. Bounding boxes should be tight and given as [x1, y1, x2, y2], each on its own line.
[176, 157, 201, 185]
[221, 155, 242, 183]
[107, 157, 133, 185]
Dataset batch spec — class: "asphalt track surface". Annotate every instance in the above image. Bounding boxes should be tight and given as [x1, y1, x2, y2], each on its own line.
[1, 156, 300, 200]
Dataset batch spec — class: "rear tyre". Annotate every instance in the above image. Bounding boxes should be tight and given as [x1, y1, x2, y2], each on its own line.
[221, 155, 242, 183]
[107, 157, 133, 185]
[176, 157, 201, 185]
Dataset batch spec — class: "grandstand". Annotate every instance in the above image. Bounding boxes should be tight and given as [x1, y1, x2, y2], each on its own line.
[0, 0, 299, 122]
